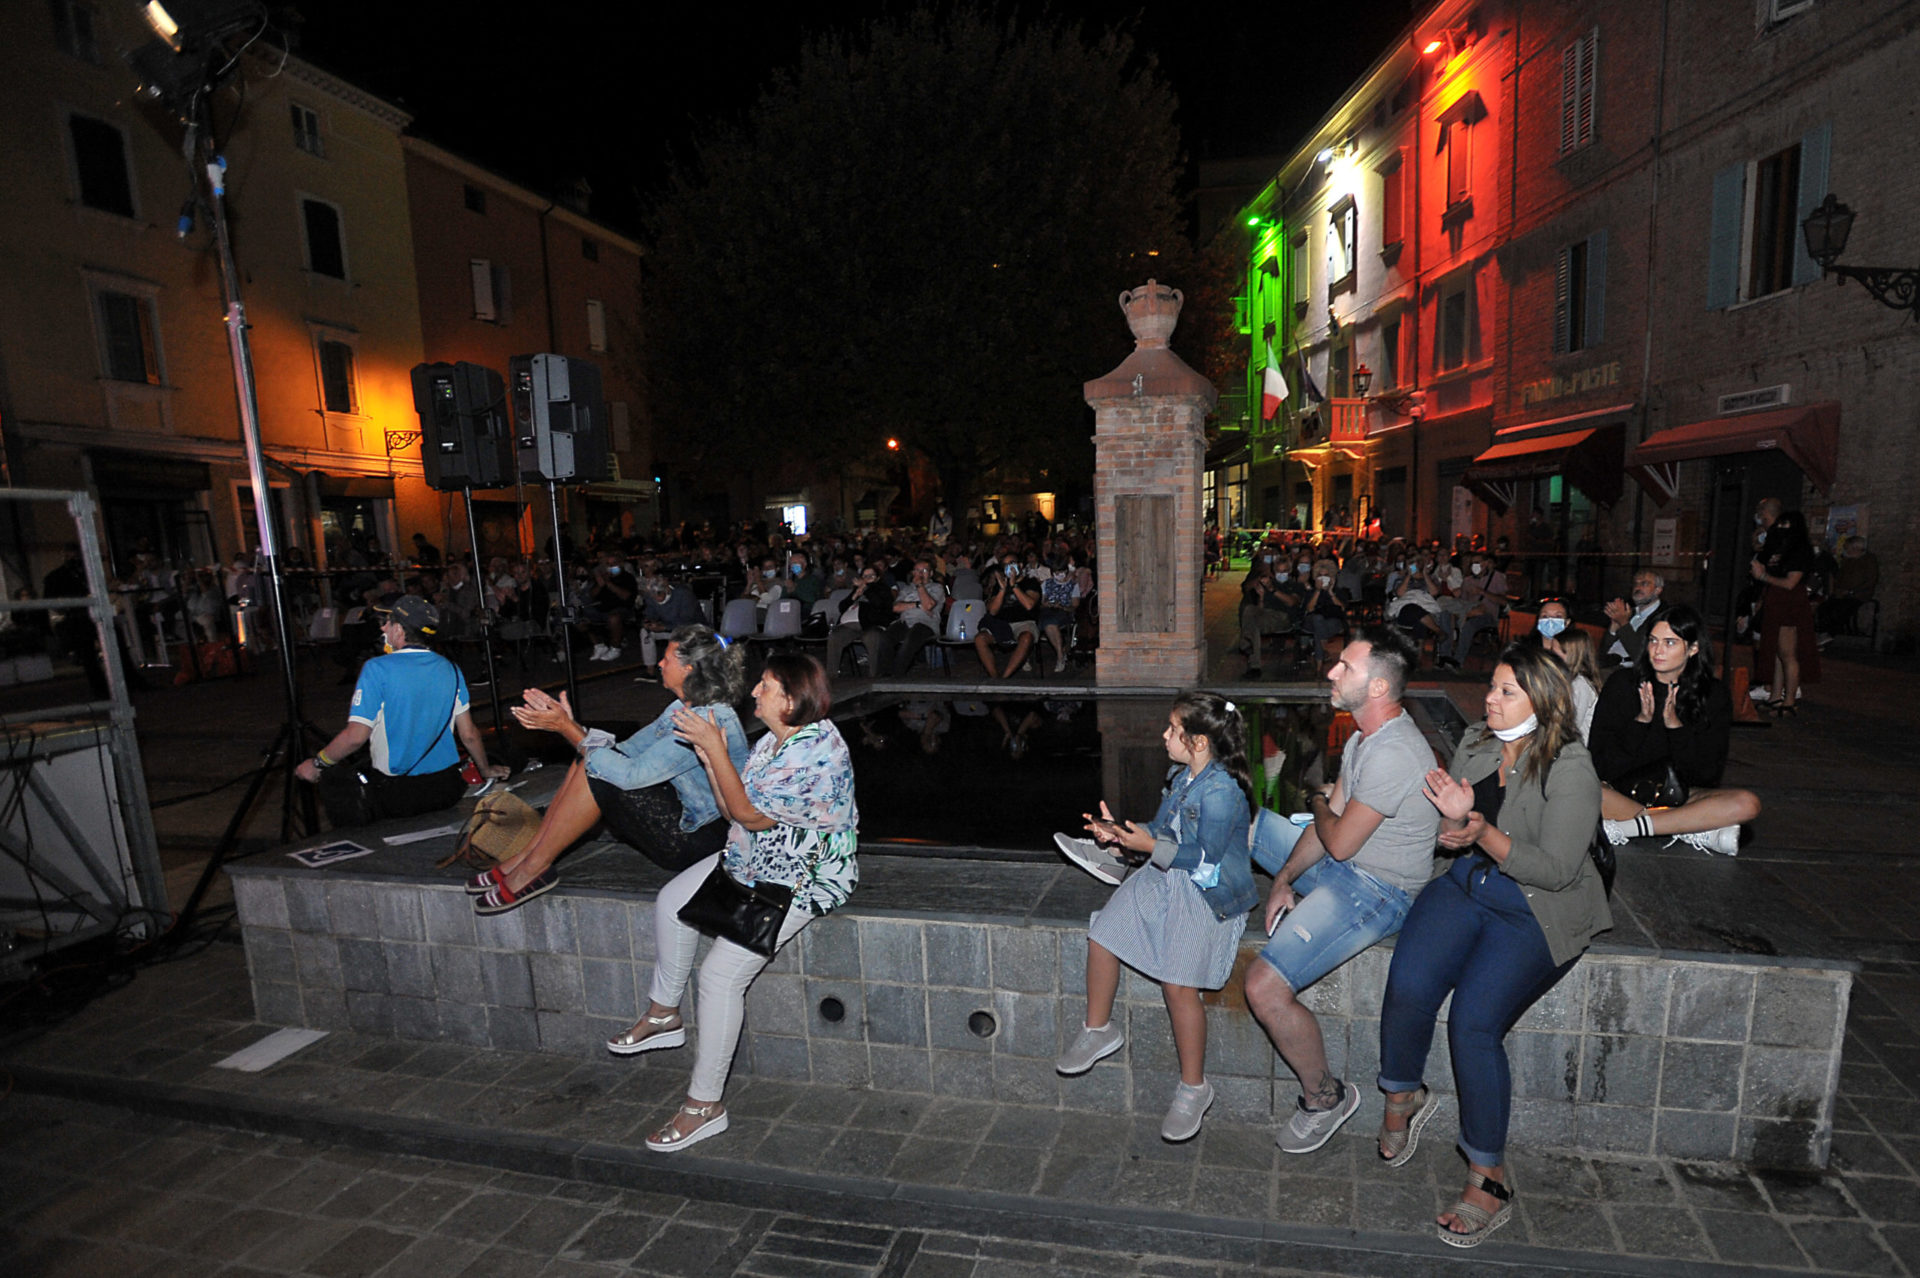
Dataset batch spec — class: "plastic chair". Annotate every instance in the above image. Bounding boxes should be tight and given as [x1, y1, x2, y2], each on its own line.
[760, 597, 804, 640]
[718, 597, 759, 640]
[934, 599, 989, 678]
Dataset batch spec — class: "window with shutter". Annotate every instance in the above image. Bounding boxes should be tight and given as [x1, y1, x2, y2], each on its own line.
[470, 259, 496, 321]
[1378, 155, 1403, 249]
[1559, 29, 1599, 154]
[291, 104, 325, 157]
[319, 341, 356, 413]
[97, 290, 159, 384]
[586, 299, 607, 352]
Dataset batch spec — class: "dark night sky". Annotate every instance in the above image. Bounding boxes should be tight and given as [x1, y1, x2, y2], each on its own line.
[293, 1, 1419, 237]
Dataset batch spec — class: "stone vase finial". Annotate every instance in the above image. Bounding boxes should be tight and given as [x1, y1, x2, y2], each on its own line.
[1118, 279, 1183, 349]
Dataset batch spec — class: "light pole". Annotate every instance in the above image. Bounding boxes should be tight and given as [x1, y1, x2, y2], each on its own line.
[1800, 193, 1920, 320]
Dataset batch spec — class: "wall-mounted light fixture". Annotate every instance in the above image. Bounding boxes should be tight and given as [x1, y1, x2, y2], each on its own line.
[1801, 193, 1918, 320]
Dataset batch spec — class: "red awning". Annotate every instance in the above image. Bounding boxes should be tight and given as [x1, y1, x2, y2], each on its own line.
[1627, 403, 1839, 505]
[1463, 423, 1624, 514]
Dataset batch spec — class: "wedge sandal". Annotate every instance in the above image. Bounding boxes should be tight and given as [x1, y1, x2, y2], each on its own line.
[607, 1011, 686, 1056]
[645, 1100, 728, 1153]
[1437, 1169, 1513, 1248]
[1378, 1086, 1441, 1168]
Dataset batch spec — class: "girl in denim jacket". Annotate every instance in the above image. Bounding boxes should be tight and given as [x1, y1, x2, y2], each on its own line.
[1055, 692, 1255, 1141]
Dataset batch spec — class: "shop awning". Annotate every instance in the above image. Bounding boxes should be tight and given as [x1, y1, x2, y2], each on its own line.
[1462, 422, 1624, 514]
[1626, 403, 1838, 506]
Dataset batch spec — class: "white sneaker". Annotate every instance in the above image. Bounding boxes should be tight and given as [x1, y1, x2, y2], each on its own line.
[1162, 1079, 1214, 1142]
[1749, 685, 1773, 702]
[1055, 1022, 1125, 1075]
[1053, 655, 1068, 673]
[589, 644, 610, 661]
[1054, 833, 1125, 885]
[1677, 825, 1741, 856]
[1600, 819, 1635, 846]
[602, 647, 621, 662]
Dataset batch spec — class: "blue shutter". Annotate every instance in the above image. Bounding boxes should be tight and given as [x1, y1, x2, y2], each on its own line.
[1792, 122, 1832, 286]
[1585, 228, 1608, 346]
[1706, 164, 1744, 309]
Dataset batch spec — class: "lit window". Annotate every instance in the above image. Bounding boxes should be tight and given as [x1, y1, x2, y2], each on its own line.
[291, 103, 325, 157]
[69, 114, 134, 217]
[95, 290, 160, 384]
[586, 299, 606, 352]
[318, 340, 357, 414]
[301, 198, 347, 279]
[1327, 197, 1357, 293]
[1559, 29, 1599, 154]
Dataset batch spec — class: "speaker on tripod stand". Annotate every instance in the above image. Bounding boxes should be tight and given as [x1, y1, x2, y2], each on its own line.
[412, 362, 515, 491]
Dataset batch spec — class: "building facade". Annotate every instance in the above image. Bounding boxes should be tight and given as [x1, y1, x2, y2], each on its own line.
[1229, 0, 1920, 646]
[401, 139, 650, 561]
[0, 2, 432, 583]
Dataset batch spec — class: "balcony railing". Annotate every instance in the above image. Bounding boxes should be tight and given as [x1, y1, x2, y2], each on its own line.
[1329, 398, 1368, 443]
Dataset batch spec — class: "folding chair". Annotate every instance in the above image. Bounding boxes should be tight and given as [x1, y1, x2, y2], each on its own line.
[935, 599, 989, 678]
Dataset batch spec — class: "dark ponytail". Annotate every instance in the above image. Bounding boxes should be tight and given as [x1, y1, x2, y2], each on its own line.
[1172, 691, 1253, 809]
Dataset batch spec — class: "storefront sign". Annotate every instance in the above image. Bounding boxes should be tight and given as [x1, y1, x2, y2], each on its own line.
[1519, 361, 1622, 408]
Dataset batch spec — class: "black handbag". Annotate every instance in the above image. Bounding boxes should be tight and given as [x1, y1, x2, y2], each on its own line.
[677, 864, 794, 957]
[1589, 824, 1617, 898]
[1612, 759, 1689, 810]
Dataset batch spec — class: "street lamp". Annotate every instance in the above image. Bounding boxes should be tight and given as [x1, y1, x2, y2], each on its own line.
[1800, 193, 1919, 320]
[1352, 364, 1373, 396]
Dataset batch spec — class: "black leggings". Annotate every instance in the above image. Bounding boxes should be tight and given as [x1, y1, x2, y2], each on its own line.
[587, 775, 729, 873]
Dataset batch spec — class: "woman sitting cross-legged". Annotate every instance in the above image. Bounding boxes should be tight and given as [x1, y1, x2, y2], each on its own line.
[611, 653, 859, 1152]
[1588, 604, 1762, 857]
[470, 624, 748, 914]
[1377, 642, 1610, 1248]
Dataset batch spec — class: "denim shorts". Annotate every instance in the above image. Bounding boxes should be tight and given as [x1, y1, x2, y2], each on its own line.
[1257, 854, 1413, 994]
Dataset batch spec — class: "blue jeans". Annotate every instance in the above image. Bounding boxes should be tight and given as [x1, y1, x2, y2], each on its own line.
[1377, 856, 1579, 1166]
[1251, 811, 1412, 994]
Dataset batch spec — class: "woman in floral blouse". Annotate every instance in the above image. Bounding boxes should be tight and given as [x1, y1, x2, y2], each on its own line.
[610, 653, 859, 1152]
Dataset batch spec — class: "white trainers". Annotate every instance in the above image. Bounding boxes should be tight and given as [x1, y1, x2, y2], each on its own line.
[1600, 819, 1635, 846]
[1055, 1022, 1125, 1075]
[1277, 1080, 1360, 1154]
[1054, 833, 1125, 886]
[1677, 825, 1741, 856]
[589, 644, 610, 661]
[1162, 1080, 1214, 1142]
[602, 647, 622, 662]
[1749, 685, 1773, 701]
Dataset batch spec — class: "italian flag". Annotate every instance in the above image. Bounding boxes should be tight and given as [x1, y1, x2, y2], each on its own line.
[1261, 341, 1289, 420]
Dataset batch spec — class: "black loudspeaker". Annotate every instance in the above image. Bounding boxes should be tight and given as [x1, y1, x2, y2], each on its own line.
[510, 354, 610, 483]
[412, 362, 513, 491]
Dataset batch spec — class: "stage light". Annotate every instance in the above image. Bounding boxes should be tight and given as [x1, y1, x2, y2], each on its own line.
[1424, 38, 1445, 54]
[886, 437, 901, 451]
[143, 1, 182, 48]
[1316, 147, 1334, 163]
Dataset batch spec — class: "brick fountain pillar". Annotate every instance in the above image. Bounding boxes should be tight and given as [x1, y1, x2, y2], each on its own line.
[1083, 280, 1216, 688]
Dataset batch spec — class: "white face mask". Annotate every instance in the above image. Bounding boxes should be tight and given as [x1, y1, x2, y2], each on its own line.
[1471, 563, 1486, 576]
[1316, 576, 1331, 588]
[1297, 563, 1311, 574]
[762, 569, 776, 579]
[1536, 616, 1569, 639]
[1492, 713, 1539, 742]
[1275, 571, 1289, 582]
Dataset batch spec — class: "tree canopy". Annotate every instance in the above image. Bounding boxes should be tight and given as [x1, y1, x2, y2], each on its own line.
[644, 6, 1188, 511]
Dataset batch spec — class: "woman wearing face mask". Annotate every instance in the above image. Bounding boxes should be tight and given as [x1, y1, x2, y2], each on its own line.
[1532, 601, 1598, 742]
[1237, 557, 1301, 678]
[1377, 643, 1608, 1248]
[1303, 557, 1350, 661]
[1588, 605, 1762, 856]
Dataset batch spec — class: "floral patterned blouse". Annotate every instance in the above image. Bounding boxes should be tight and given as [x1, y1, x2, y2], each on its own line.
[723, 719, 859, 916]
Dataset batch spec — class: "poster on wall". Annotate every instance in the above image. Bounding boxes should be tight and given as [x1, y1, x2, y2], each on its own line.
[1826, 504, 1867, 547]
[1651, 517, 1678, 567]
[1450, 486, 1474, 542]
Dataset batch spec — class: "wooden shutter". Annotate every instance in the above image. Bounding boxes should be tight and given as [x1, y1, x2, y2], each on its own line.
[1584, 228, 1608, 346]
[1553, 246, 1571, 353]
[1706, 164, 1745, 310]
[1792, 122, 1831, 287]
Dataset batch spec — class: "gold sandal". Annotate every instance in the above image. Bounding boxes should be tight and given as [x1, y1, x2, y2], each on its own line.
[1437, 1170, 1513, 1248]
[606, 1010, 685, 1056]
[1378, 1086, 1441, 1167]
[645, 1100, 728, 1152]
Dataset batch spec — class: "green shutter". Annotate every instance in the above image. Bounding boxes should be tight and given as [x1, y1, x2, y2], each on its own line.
[1706, 164, 1744, 309]
[1585, 228, 1608, 346]
[1792, 122, 1831, 287]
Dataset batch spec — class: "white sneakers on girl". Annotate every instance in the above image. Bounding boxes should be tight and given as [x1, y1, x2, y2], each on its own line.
[1055, 1022, 1124, 1074]
[1162, 1080, 1214, 1142]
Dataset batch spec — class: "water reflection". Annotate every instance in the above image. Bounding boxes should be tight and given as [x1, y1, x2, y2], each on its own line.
[840, 694, 1351, 851]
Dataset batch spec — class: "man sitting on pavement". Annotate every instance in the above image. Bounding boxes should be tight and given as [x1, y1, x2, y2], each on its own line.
[1244, 625, 1440, 1153]
[296, 596, 508, 827]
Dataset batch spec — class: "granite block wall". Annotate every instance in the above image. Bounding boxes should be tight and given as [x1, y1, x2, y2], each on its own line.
[232, 868, 1851, 1169]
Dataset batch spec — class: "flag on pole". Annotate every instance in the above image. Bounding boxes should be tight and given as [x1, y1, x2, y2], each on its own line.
[1297, 354, 1325, 404]
[1261, 342, 1289, 420]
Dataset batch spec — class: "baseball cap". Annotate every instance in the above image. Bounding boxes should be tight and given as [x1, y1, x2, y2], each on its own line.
[376, 595, 440, 636]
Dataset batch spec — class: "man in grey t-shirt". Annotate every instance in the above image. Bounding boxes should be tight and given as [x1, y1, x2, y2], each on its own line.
[869, 558, 947, 676]
[1244, 626, 1440, 1154]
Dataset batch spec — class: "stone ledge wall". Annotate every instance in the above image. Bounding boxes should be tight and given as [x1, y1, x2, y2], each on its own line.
[231, 868, 1851, 1170]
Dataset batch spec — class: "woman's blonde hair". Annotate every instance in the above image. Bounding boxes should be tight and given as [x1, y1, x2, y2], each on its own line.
[1550, 625, 1600, 687]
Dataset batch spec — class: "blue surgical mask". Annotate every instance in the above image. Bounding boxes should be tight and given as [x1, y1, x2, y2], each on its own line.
[1536, 616, 1568, 639]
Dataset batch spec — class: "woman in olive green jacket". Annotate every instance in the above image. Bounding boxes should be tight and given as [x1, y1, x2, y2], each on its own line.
[1374, 643, 1610, 1249]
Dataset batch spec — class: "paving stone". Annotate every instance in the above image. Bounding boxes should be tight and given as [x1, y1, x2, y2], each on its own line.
[1784, 1220, 1901, 1275]
[799, 915, 862, 979]
[989, 927, 1056, 995]
[304, 1223, 417, 1277]
[864, 983, 929, 1047]
[924, 923, 990, 990]
[820, 1127, 908, 1180]
[958, 1140, 1047, 1194]
[1659, 1041, 1743, 1111]
[567, 1211, 662, 1265]
[860, 918, 925, 985]
[1518, 1193, 1618, 1253]
[1756, 1169, 1859, 1217]
[375, 889, 426, 942]
[1666, 968, 1754, 1043]
[1752, 973, 1847, 1050]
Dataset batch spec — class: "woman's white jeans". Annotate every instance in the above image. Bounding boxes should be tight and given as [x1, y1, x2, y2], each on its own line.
[649, 852, 811, 1103]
